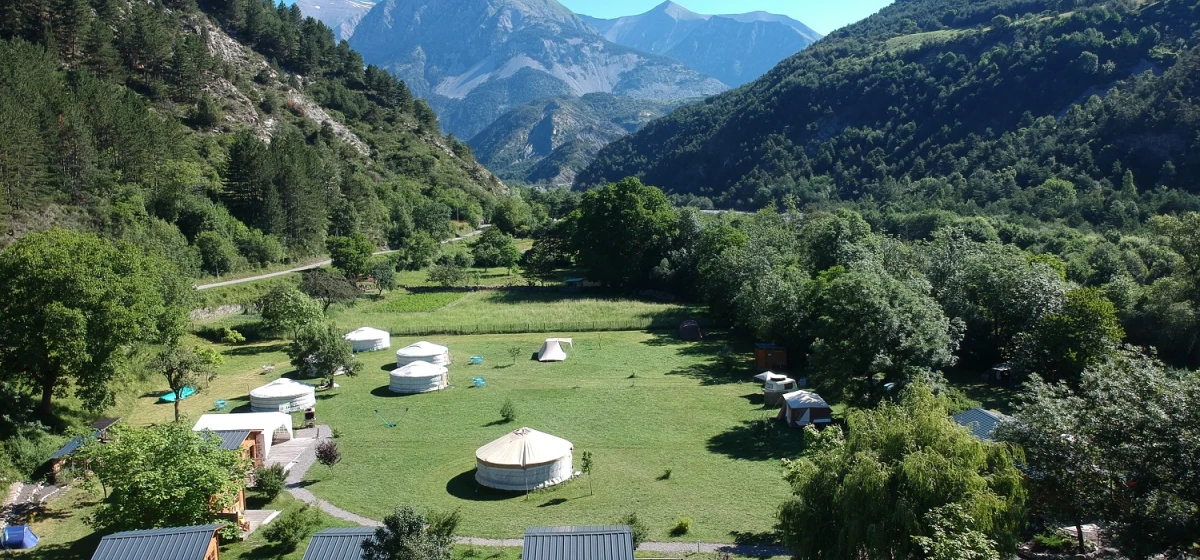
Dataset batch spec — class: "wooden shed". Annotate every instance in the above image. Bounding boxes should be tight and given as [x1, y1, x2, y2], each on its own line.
[754, 343, 788, 370]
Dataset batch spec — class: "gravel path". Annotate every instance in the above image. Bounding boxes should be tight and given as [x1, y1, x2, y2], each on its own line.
[283, 426, 788, 556]
[195, 228, 485, 290]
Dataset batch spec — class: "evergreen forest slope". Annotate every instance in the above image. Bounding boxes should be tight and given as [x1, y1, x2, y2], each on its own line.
[0, 0, 503, 278]
[577, 0, 1200, 221]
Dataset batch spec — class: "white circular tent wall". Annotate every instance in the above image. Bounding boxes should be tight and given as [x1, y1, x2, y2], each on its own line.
[395, 341, 450, 367]
[475, 427, 574, 491]
[388, 360, 449, 394]
[249, 378, 316, 413]
[344, 327, 391, 352]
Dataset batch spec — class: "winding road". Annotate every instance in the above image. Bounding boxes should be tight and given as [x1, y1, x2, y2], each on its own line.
[194, 228, 485, 291]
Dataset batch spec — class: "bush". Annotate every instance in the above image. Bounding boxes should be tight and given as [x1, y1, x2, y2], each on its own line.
[254, 464, 286, 499]
[221, 327, 245, 344]
[658, 468, 672, 480]
[1033, 531, 1074, 552]
[263, 505, 322, 551]
[618, 512, 648, 549]
[500, 398, 517, 423]
[670, 517, 693, 537]
[316, 440, 341, 471]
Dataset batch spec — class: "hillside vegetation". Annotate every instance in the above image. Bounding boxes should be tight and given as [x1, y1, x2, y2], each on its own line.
[578, 0, 1200, 221]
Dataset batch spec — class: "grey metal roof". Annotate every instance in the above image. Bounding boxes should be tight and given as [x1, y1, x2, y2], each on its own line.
[522, 526, 634, 560]
[954, 408, 1006, 441]
[301, 528, 377, 560]
[49, 436, 86, 460]
[202, 430, 253, 450]
[90, 524, 221, 560]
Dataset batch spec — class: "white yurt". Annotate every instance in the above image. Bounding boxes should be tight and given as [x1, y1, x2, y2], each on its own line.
[344, 327, 391, 352]
[475, 427, 574, 491]
[249, 378, 316, 413]
[395, 341, 450, 367]
[537, 338, 573, 362]
[388, 360, 449, 394]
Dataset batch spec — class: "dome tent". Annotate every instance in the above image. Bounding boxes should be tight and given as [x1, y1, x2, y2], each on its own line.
[344, 327, 391, 352]
[388, 360, 449, 394]
[475, 427, 574, 491]
[249, 378, 316, 413]
[396, 341, 450, 367]
[537, 338, 572, 362]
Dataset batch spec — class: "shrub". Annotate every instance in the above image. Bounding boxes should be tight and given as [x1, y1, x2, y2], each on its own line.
[316, 440, 341, 471]
[1033, 531, 1074, 552]
[618, 512, 648, 549]
[670, 517, 693, 537]
[658, 468, 672, 481]
[500, 398, 517, 423]
[263, 505, 322, 551]
[221, 327, 245, 344]
[254, 464, 286, 499]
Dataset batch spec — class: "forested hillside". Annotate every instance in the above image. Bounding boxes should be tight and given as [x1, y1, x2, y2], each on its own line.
[0, 0, 503, 278]
[578, 0, 1200, 218]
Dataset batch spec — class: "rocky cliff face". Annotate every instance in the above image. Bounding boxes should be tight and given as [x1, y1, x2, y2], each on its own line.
[293, 0, 376, 40]
[582, 1, 822, 87]
[348, 0, 726, 138]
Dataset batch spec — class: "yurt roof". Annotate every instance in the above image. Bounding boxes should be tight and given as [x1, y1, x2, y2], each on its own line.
[752, 371, 789, 382]
[390, 360, 447, 378]
[782, 390, 829, 408]
[250, 378, 315, 399]
[396, 341, 448, 356]
[476, 427, 573, 467]
[344, 327, 389, 341]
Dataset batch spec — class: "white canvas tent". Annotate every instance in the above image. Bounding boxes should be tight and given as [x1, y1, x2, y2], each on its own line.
[193, 412, 293, 459]
[388, 360, 449, 394]
[343, 327, 391, 352]
[396, 341, 450, 367]
[249, 378, 316, 412]
[537, 338, 573, 362]
[752, 371, 789, 385]
[475, 427, 574, 491]
[777, 390, 833, 428]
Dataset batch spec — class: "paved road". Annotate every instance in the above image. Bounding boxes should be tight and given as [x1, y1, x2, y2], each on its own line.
[194, 228, 485, 291]
[281, 427, 789, 557]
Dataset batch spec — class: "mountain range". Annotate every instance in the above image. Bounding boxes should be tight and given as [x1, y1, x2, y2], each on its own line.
[581, 1, 822, 87]
[293, 0, 376, 40]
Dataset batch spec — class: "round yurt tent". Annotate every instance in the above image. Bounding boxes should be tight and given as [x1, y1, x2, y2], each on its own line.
[475, 427, 574, 491]
[388, 360, 449, 394]
[344, 327, 391, 352]
[395, 341, 450, 367]
[250, 378, 316, 413]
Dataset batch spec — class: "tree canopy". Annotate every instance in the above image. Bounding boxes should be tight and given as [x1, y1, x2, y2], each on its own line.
[571, 177, 677, 288]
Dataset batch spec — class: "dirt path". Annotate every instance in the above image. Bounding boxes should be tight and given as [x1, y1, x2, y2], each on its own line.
[280, 428, 788, 557]
[195, 228, 485, 291]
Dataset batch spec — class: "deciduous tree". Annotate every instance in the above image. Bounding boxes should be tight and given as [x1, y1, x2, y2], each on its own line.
[154, 344, 222, 423]
[361, 506, 456, 560]
[258, 285, 322, 338]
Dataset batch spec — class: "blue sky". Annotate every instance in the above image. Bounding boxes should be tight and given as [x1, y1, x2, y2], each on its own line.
[560, 0, 894, 35]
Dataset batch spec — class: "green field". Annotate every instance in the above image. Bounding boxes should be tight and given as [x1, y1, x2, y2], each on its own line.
[297, 331, 799, 542]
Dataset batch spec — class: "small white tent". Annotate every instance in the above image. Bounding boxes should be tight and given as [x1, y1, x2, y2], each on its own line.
[193, 412, 293, 459]
[395, 341, 450, 367]
[388, 360, 449, 394]
[249, 378, 316, 413]
[537, 338, 573, 362]
[475, 427, 574, 491]
[343, 327, 391, 352]
[777, 390, 833, 428]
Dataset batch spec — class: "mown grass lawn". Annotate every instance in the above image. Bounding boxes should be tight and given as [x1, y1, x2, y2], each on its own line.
[297, 331, 802, 542]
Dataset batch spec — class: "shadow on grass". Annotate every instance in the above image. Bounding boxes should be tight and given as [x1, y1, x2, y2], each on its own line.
[233, 541, 290, 559]
[445, 470, 520, 502]
[481, 419, 512, 427]
[492, 363, 514, 369]
[740, 392, 766, 407]
[17, 532, 102, 560]
[379, 363, 399, 372]
[370, 386, 407, 398]
[665, 360, 756, 386]
[707, 418, 807, 461]
[730, 529, 783, 546]
[537, 498, 568, 507]
[224, 343, 289, 357]
[316, 393, 340, 401]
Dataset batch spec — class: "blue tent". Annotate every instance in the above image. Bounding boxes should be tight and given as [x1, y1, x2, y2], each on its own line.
[159, 386, 196, 403]
[1, 525, 39, 549]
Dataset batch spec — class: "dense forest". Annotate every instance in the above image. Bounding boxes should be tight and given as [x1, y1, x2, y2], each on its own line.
[578, 0, 1200, 218]
[0, 0, 503, 277]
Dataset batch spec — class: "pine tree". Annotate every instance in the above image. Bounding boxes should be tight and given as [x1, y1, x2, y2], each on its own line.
[83, 19, 123, 81]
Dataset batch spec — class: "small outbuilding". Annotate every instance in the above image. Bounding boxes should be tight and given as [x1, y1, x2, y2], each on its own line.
[301, 528, 377, 560]
[679, 320, 702, 340]
[89, 524, 222, 560]
[48, 417, 120, 483]
[388, 360, 449, 394]
[396, 341, 450, 367]
[193, 412, 293, 461]
[537, 338, 573, 362]
[475, 427, 574, 491]
[755, 343, 788, 370]
[1, 526, 39, 550]
[249, 378, 316, 413]
[521, 526, 634, 560]
[777, 390, 833, 428]
[343, 327, 391, 353]
[953, 408, 1008, 441]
